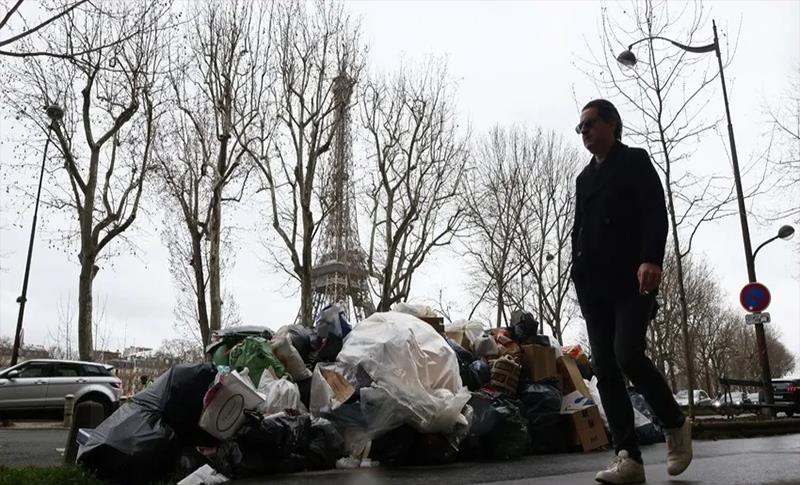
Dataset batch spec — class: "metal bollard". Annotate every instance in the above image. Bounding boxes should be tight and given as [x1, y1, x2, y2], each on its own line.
[63, 394, 76, 428]
[63, 401, 105, 464]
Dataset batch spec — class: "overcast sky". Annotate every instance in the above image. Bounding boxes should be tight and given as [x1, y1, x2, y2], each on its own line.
[1, 1, 798, 373]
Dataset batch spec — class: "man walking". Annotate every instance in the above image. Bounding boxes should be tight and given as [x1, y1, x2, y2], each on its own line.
[570, 99, 692, 484]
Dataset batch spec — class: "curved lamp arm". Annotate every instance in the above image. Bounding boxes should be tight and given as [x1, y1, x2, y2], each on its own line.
[752, 235, 779, 262]
[627, 36, 717, 54]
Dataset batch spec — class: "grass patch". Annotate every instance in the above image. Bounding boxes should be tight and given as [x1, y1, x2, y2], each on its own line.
[0, 465, 104, 485]
[0, 465, 189, 485]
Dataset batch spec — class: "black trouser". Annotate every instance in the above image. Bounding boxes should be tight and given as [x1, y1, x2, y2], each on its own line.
[581, 291, 685, 462]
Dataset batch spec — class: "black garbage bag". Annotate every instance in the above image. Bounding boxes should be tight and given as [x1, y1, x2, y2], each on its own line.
[517, 376, 565, 453]
[413, 404, 473, 466]
[468, 360, 491, 390]
[370, 425, 417, 466]
[310, 334, 344, 364]
[510, 311, 551, 345]
[132, 363, 218, 444]
[306, 418, 347, 470]
[207, 410, 313, 477]
[446, 338, 486, 391]
[518, 378, 561, 422]
[78, 364, 217, 484]
[77, 402, 177, 484]
[462, 391, 530, 461]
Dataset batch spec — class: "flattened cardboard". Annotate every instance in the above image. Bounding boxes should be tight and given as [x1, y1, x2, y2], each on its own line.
[557, 355, 592, 399]
[320, 367, 355, 404]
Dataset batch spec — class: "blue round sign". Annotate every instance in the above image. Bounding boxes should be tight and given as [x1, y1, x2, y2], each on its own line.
[739, 282, 771, 313]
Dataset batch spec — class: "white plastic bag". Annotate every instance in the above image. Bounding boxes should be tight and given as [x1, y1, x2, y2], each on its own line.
[391, 302, 437, 318]
[445, 319, 486, 346]
[561, 390, 595, 411]
[270, 335, 312, 381]
[336, 311, 471, 436]
[198, 370, 265, 440]
[177, 464, 229, 485]
[256, 371, 308, 414]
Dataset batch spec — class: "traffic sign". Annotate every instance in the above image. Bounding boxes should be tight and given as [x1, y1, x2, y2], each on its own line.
[739, 282, 771, 313]
[745, 312, 771, 325]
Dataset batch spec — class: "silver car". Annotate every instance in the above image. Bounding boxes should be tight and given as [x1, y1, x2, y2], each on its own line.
[0, 359, 122, 416]
[675, 389, 713, 406]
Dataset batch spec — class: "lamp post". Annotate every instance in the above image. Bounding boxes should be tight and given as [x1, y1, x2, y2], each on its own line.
[753, 225, 795, 262]
[616, 20, 776, 408]
[9, 104, 62, 366]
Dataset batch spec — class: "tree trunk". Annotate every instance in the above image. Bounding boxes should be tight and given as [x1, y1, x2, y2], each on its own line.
[191, 233, 211, 346]
[300, 204, 315, 326]
[209, 193, 222, 332]
[496, 289, 504, 328]
[77, 252, 95, 360]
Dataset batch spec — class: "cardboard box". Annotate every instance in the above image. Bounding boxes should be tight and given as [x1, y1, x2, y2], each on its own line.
[557, 355, 592, 399]
[419, 316, 445, 333]
[521, 344, 559, 383]
[561, 405, 609, 452]
[445, 329, 472, 351]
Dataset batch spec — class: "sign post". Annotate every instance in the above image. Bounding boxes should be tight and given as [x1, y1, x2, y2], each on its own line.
[739, 282, 771, 313]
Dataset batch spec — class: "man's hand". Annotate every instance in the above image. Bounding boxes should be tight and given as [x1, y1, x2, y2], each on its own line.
[638, 262, 662, 295]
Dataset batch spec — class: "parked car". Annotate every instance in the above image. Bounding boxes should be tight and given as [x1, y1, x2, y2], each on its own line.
[675, 389, 713, 406]
[0, 359, 122, 416]
[747, 392, 760, 404]
[712, 391, 751, 408]
[768, 378, 800, 417]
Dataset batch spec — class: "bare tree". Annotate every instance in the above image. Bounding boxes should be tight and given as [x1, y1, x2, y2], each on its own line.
[240, 1, 363, 326]
[1, 1, 172, 359]
[766, 64, 800, 221]
[464, 126, 580, 341]
[0, 0, 89, 56]
[463, 126, 533, 327]
[514, 131, 582, 344]
[360, 60, 469, 311]
[579, 0, 750, 413]
[156, 0, 266, 345]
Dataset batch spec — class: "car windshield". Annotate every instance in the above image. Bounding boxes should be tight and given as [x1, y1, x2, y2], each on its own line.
[676, 390, 703, 398]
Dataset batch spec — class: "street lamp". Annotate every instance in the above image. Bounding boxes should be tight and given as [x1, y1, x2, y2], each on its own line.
[9, 104, 62, 366]
[753, 225, 795, 261]
[617, 20, 777, 408]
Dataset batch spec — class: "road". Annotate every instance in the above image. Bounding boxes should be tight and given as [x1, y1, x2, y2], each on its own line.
[1, 429, 798, 484]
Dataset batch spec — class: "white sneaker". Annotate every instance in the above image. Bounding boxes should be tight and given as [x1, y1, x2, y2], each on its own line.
[665, 417, 693, 475]
[595, 450, 646, 484]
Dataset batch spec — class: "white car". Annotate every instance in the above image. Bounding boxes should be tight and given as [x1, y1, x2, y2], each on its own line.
[0, 359, 122, 416]
[675, 389, 713, 406]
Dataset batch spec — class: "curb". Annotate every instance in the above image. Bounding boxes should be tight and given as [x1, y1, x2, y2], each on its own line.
[693, 418, 800, 439]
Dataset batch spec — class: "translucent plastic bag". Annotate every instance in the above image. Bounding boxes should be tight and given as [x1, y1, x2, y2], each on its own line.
[336, 311, 471, 436]
[270, 336, 312, 381]
[391, 302, 437, 318]
[445, 319, 486, 346]
[257, 371, 308, 414]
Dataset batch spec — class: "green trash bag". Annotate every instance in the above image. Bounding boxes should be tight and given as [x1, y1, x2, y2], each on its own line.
[228, 337, 286, 386]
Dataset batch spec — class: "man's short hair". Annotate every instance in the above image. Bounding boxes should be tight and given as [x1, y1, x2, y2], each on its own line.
[582, 99, 623, 140]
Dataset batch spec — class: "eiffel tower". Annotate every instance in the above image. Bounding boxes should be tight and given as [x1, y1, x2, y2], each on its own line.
[308, 72, 375, 323]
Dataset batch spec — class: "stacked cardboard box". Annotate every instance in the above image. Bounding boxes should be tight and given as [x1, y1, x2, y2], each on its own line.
[519, 343, 608, 452]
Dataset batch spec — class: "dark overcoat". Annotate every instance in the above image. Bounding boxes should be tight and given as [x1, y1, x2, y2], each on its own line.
[570, 141, 668, 302]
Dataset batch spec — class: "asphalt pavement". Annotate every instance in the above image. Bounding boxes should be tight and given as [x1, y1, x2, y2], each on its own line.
[1, 428, 798, 484]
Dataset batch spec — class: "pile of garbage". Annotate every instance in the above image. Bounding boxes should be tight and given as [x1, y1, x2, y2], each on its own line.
[76, 304, 663, 484]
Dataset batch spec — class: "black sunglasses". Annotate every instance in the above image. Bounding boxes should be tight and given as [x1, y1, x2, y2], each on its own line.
[575, 117, 601, 134]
